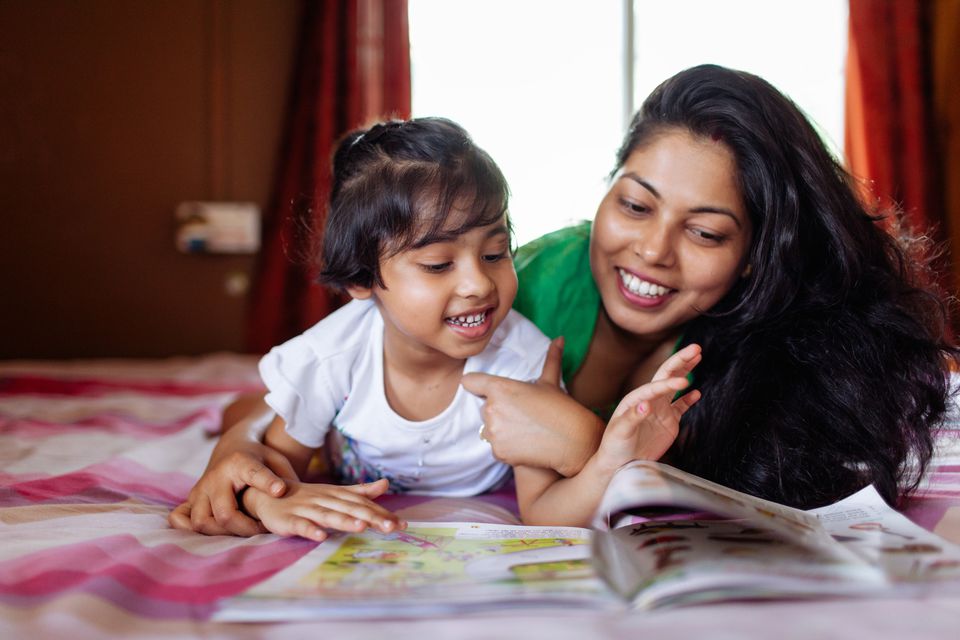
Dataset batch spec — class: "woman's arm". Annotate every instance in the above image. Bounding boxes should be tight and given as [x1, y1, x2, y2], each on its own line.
[168, 398, 296, 536]
[462, 338, 605, 477]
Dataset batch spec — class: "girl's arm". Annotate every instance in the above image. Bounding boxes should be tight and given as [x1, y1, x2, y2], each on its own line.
[462, 338, 605, 477]
[168, 399, 296, 536]
[517, 345, 702, 527]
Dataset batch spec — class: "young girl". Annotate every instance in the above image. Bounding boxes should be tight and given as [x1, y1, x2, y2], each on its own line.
[188, 117, 700, 540]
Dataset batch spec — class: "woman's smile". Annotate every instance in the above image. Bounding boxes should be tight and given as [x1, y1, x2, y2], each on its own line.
[590, 128, 752, 337]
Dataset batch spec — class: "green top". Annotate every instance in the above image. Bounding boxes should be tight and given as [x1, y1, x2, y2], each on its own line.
[513, 221, 598, 385]
[512, 221, 689, 417]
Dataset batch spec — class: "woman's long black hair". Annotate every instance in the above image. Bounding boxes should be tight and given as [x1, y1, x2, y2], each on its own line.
[618, 64, 958, 508]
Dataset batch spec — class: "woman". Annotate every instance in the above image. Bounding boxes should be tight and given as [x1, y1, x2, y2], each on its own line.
[171, 64, 956, 536]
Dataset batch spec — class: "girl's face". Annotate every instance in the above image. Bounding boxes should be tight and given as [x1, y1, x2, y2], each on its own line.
[590, 128, 752, 341]
[350, 214, 517, 364]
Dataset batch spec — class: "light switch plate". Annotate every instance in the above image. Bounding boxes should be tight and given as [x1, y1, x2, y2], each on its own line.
[175, 202, 261, 254]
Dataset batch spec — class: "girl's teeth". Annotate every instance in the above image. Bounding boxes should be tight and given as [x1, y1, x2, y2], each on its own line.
[619, 269, 669, 297]
[448, 311, 486, 327]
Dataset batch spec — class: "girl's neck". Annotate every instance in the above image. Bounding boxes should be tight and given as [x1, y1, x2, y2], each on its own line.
[381, 331, 467, 422]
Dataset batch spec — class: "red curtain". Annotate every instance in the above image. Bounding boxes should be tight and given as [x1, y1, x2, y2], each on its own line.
[246, 0, 411, 353]
[845, 0, 936, 232]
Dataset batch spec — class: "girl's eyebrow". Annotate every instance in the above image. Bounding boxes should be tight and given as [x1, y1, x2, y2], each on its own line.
[412, 221, 510, 249]
[619, 173, 743, 230]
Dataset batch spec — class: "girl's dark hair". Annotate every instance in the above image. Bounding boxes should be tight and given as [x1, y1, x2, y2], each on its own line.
[319, 117, 510, 290]
[620, 64, 957, 508]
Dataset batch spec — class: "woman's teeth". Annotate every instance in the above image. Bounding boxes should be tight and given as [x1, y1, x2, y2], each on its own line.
[619, 269, 670, 297]
[447, 311, 487, 327]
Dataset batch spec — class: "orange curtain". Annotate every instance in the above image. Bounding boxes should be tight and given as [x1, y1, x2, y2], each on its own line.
[246, 0, 411, 353]
[845, 0, 936, 231]
[930, 0, 960, 296]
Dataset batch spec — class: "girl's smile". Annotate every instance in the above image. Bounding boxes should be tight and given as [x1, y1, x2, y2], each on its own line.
[349, 216, 517, 366]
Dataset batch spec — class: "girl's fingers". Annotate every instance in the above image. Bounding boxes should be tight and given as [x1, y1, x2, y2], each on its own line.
[672, 388, 702, 416]
[611, 377, 691, 419]
[652, 343, 702, 381]
[293, 503, 392, 534]
[342, 478, 390, 498]
[282, 516, 329, 542]
[300, 491, 404, 532]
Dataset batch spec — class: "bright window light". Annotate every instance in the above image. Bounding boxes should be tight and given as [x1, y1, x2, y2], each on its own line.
[409, 1, 847, 246]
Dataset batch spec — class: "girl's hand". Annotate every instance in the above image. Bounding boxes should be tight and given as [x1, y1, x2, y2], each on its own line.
[168, 410, 296, 536]
[244, 478, 406, 542]
[595, 343, 703, 472]
[461, 338, 604, 477]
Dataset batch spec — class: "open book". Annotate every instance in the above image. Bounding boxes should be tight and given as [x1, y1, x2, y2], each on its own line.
[214, 461, 960, 621]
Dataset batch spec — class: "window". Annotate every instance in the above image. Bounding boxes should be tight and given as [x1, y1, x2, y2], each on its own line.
[409, 0, 847, 245]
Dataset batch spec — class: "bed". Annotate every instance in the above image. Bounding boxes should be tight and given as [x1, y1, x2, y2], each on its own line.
[2, 353, 959, 639]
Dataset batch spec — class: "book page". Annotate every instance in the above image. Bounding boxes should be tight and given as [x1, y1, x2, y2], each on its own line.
[592, 518, 886, 608]
[810, 484, 960, 588]
[593, 461, 843, 554]
[214, 522, 617, 621]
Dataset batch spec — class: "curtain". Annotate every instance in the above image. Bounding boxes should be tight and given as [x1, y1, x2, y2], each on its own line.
[246, 0, 411, 353]
[930, 0, 960, 296]
[845, 0, 936, 232]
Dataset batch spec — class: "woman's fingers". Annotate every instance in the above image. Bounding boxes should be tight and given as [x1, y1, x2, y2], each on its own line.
[168, 502, 195, 531]
[189, 494, 234, 536]
[536, 336, 565, 387]
[227, 450, 289, 497]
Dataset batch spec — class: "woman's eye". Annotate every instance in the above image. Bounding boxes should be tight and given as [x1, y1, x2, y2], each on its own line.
[482, 251, 508, 263]
[689, 228, 726, 244]
[420, 262, 452, 273]
[619, 198, 650, 215]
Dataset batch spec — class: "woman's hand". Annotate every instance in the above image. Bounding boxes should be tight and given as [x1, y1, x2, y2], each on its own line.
[595, 343, 702, 472]
[168, 406, 296, 536]
[461, 338, 605, 477]
[243, 478, 406, 542]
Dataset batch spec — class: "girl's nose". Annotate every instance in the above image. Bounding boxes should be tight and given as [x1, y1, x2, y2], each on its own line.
[457, 260, 496, 298]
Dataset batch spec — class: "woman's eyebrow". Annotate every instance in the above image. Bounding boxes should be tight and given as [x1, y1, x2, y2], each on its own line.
[620, 173, 742, 229]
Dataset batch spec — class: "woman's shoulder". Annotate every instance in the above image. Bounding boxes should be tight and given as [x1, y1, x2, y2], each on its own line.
[515, 221, 592, 274]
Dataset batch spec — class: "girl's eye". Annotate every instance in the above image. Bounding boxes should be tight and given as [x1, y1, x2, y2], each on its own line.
[420, 262, 452, 273]
[482, 251, 508, 263]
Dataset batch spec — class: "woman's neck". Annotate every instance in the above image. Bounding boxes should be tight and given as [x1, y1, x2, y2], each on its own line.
[567, 308, 682, 411]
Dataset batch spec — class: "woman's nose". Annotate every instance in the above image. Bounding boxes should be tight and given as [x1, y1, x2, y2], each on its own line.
[632, 223, 675, 266]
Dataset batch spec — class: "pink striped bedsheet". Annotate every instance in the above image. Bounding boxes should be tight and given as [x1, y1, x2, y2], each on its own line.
[1, 354, 959, 639]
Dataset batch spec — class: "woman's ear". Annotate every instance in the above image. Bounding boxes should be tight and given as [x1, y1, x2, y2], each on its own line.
[346, 285, 373, 300]
[741, 263, 753, 278]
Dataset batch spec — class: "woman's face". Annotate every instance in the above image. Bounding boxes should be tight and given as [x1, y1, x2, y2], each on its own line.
[590, 128, 752, 340]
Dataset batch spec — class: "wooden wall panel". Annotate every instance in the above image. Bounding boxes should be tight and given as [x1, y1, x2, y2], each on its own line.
[0, 0, 300, 358]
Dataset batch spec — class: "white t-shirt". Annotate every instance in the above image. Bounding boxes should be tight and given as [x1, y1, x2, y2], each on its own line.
[259, 298, 551, 496]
